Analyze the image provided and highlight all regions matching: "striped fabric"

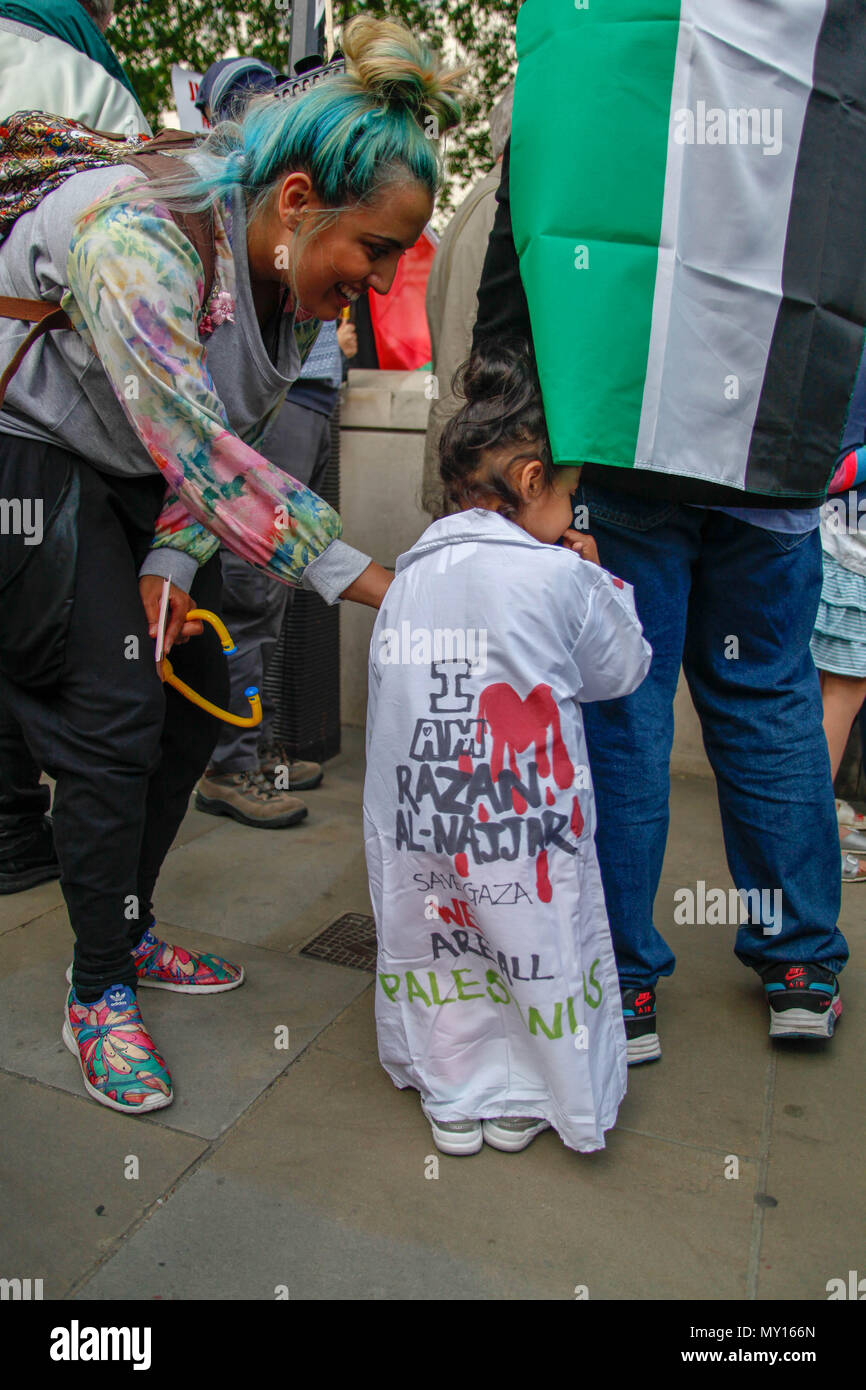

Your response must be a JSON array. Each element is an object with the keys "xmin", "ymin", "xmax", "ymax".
[
  {"xmin": 510, "ymin": 0, "xmax": 866, "ymax": 501},
  {"xmin": 812, "ymin": 552, "xmax": 866, "ymax": 676}
]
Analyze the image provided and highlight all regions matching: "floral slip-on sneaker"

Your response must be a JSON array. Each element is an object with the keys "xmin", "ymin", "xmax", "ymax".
[
  {"xmin": 62, "ymin": 983, "xmax": 173, "ymax": 1115},
  {"xmin": 66, "ymin": 926, "xmax": 245, "ymax": 995}
]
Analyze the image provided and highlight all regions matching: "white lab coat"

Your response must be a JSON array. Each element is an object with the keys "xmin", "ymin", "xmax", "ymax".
[{"xmin": 364, "ymin": 509, "xmax": 652, "ymax": 1152}]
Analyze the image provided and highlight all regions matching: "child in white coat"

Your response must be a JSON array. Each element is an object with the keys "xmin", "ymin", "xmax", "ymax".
[{"xmin": 363, "ymin": 342, "xmax": 652, "ymax": 1156}]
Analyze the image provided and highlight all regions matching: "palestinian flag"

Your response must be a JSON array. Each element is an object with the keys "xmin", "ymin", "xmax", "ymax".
[{"xmin": 510, "ymin": 0, "xmax": 866, "ymax": 500}]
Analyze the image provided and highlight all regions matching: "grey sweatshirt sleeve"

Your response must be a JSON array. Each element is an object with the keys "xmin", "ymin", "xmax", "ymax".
[
  {"xmin": 138, "ymin": 548, "xmax": 199, "ymax": 594},
  {"xmin": 301, "ymin": 538, "xmax": 373, "ymax": 604}
]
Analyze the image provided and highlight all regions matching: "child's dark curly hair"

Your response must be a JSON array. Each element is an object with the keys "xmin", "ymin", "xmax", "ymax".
[{"xmin": 439, "ymin": 339, "xmax": 556, "ymax": 521}]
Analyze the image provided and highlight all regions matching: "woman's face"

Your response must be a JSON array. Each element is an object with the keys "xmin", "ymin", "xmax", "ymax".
[{"xmin": 275, "ymin": 175, "xmax": 434, "ymax": 321}]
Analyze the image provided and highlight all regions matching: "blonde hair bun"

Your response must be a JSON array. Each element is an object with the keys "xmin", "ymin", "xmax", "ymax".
[{"xmin": 341, "ymin": 14, "xmax": 465, "ymax": 136}]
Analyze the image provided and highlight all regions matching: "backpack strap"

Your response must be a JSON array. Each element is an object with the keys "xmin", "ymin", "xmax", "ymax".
[
  {"xmin": 0, "ymin": 134, "xmax": 216, "ymax": 409},
  {"xmin": 123, "ymin": 145, "xmax": 216, "ymax": 305},
  {"xmin": 0, "ymin": 302, "xmax": 73, "ymax": 409}
]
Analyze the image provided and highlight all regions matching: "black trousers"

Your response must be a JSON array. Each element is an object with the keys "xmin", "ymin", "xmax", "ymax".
[{"xmin": 0, "ymin": 437, "xmax": 228, "ymax": 1000}]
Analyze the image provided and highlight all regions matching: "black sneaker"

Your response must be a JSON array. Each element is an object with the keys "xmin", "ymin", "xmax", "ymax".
[
  {"xmin": 761, "ymin": 962, "xmax": 842, "ymax": 1039},
  {"xmin": 0, "ymin": 816, "xmax": 60, "ymax": 895},
  {"xmin": 621, "ymin": 985, "xmax": 661, "ymax": 1065}
]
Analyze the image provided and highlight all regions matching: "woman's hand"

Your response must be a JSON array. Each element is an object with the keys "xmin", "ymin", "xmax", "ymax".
[
  {"xmin": 339, "ymin": 561, "xmax": 394, "ymax": 609},
  {"xmin": 560, "ymin": 528, "xmax": 600, "ymax": 565},
  {"xmin": 138, "ymin": 576, "xmax": 204, "ymax": 654}
]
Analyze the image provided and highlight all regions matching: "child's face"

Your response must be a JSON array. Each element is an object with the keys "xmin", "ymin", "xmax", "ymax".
[
  {"xmin": 517, "ymin": 463, "xmax": 582, "ymax": 543},
  {"xmin": 273, "ymin": 175, "xmax": 434, "ymax": 320},
  {"xmin": 477, "ymin": 450, "xmax": 581, "ymax": 544}
]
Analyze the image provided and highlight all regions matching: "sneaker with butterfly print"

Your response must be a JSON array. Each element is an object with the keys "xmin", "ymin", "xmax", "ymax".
[{"xmin": 62, "ymin": 983, "xmax": 173, "ymax": 1114}]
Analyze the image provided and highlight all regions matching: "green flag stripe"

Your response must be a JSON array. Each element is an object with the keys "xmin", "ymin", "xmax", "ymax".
[{"xmin": 511, "ymin": 0, "xmax": 682, "ymax": 468}]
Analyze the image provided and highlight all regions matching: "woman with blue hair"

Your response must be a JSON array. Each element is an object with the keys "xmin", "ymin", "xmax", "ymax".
[{"xmin": 0, "ymin": 14, "xmax": 463, "ymax": 1115}]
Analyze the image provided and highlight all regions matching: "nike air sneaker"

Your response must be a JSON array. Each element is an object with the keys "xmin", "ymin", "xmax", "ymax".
[
  {"xmin": 761, "ymin": 962, "xmax": 842, "ymax": 1039},
  {"xmin": 621, "ymin": 986, "xmax": 662, "ymax": 1064},
  {"xmin": 62, "ymin": 983, "xmax": 173, "ymax": 1114},
  {"xmin": 66, "ymin": 925, "xmax": 244, "ymax": 994}
]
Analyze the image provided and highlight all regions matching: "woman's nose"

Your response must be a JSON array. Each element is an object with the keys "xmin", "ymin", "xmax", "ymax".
[{"xmin": 367, "ymin": 255, "xmax": 402, "ymax": 296}]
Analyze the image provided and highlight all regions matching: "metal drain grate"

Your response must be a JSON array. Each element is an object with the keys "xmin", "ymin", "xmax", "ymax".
[{"xmin": 300, "ymin": 912, "xmax": 377, "ymax": 971}]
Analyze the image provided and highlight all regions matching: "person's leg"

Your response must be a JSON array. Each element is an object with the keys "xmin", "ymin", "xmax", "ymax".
[
  {"xmin": 0, "ymin": 454, "xmax": 165, "ymax": 1000},
  {"xmin": 578, "ymin": 482, "xmax": 701, "ymax": 989},
  {"xmin": 682, "ymin": 513, "xmax": 847, "ymax": 975},
  {"xmin": 207, "ymin": 549, "xmax": 277, "ymax": 776},
  {"xmin": 0, "ymin": 698, "xmax": 57, "ymax": 892},
  {"xmin": 135, "ymin": 552, "xmax": 228, "ymax": 936},
  {"xmin": 193, "ymin": 546, "xmax": 306, "ymax": 826},
  {"xmin": 255, "ymin": 400, "xmax": 331, "ymax": 751},
  {"xmin": 818, "ymin": 669, "xmax": 866, "ymax": 781}
]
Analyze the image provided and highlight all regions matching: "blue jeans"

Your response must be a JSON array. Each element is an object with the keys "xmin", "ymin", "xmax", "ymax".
[{"xmin": 578, "ymin": 481, "xmax": 848, "ymax": 989}]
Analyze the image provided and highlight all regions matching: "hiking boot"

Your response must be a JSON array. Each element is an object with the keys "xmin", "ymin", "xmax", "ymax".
[
  {"xmin": 482, "ymin": 1117, "xmax": 551, "ymax": 1152},
  {"xmin": 195, "ymin": 769, "xmax": 307, "ymax": 828},
  {"xmin": 761, "ymin": 962, "xmax": 842, "ymax": 1039},
  {"xmin": 0, "ymin": 816, "xmax": 60, "ymax": 894},
  {"xmin": 422, "ymin": 1106, "xmax": 483, "ymax": 1155},
  {"xmin": 258, "ymin": 742, "xmax": 323, "ymax": 792},
  {"xmin": 62, "ymin": 983, "xmax": 173, "ymax": 1114},
  {"xmin": 621, "ymin": 985, "xmax": 662, "ymax": 1065}
]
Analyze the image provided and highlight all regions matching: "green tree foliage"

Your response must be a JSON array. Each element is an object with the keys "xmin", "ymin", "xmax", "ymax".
[{"xmin": 109, "ymin": 1, "xmax": 519, "ymax": 219}]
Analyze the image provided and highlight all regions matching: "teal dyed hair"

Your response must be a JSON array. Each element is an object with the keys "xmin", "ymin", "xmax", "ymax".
[{"xmin": 87, "ymin": 16, "xmax": 464, "ymax": 294}]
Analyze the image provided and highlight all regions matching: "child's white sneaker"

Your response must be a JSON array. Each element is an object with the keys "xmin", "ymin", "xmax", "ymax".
[
  {"xmin": 482, "ymin": 1117, "xmax": 551, "ymax": 1152},
  {"xmin": 422, "ymin": 1107, "xmax": 483, "ymax": 1155}
]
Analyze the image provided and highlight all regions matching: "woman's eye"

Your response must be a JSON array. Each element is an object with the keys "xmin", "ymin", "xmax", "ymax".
[{"xmin": 366, "ymin": 244, "xmax": 388, "ymax": 260}]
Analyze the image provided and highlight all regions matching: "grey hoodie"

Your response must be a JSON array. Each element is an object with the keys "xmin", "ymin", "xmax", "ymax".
[{"xmin": 0, "ymin": 163, "xmax": 370, "ymax": 599}]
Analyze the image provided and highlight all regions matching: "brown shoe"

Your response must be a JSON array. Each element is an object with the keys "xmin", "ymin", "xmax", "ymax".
[
  {"xmin": 194, "ymin": 770, "xmax": 308, "ymax": 828},
  {"xmin": 258, "ymin": 743, "xmax": 323, "ymax": 792}
]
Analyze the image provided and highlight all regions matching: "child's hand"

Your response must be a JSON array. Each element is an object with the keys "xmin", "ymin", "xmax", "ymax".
[{"xmin": 560, "ymin": 528, "xmax": 599, "ymax": 565}]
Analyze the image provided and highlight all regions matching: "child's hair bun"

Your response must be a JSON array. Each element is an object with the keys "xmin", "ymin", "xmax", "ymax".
[
  {"xmin": 341, "ymin": 15, "xmax": 464, "ymax": 136},
  {"xmin": 440, "ymin": 338, "xmax": 556, "ymax": 519},
  {"xmin": 457, "ymin": 338, "xmax": 542, "ymax": 421}
]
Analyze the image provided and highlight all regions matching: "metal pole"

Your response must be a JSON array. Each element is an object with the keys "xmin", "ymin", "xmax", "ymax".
[
  {"xmin": 325, "ymin": 0, "xmax": 336, "ymax": 61},
  {"xmin": 289, "ymin": 0, "xmax": 324, "ymax": 75}
]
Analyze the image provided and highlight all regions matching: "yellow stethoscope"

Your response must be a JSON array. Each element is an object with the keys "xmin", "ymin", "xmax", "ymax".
[{"xmin": 157, "ymin": 608, "xmax": 262, "ymax": 728}]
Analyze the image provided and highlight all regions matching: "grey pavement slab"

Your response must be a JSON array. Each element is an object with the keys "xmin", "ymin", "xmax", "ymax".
[
  {"xmin": 152, "ymin": 809, "xmax": 368, "ymax": 950},
  {"xmin": 0, "ymin": 1071, "xmax": 206, "ymax": 1299},
  {"xmin": 757, "ymin": 962, "xmax": 866, "ymax": 1302},
  {"xmin": 77, "ymin": 991, "xmax": 758, "ymax": 1301},
  {"xmin": 0, "ymin": 876, "xmax": 63, "ymax": 938},
  {"xmin": 0, "ymin": 755, "xmax": 859, "ymax": 1302},
  {"xmin": 0, "ymin": 909, "xmax": 370, "ymax": 1140}
]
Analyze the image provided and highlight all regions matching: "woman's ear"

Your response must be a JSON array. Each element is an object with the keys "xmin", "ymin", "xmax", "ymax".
[{"xmin": 276, "ymin": 172, "xmax": 314, "ymax": 229}]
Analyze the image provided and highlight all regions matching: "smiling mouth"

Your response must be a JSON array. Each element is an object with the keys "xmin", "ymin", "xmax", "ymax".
[{"xmin": 335, "ymin": 283, "xmax": 361, "ymax": 302}]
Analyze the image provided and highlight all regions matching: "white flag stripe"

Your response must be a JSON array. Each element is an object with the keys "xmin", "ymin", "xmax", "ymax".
[{"xmin": 634, "ymin": 0, "xmax": 824, "ymax": 487}]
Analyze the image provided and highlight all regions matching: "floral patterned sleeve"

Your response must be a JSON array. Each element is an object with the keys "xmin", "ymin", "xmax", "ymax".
[{"xmin": 62, "ymin": 190, "xmax": 342, "ymax": 587}]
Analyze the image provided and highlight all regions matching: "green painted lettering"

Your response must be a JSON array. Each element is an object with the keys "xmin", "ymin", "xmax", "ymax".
[
  {"xmin": 406, "ymin": 971, "xmax": 432, "ymax": 1006},
  {"xmin": 452, "ymin": 967, "xmax": 484, "ymax": 1001},
  {"xmin": 485, "ymin": 969, "xmax": 511, "ymax": 1005},
  {"xmin": 379, "ymin": 973, "xmax": 400, "ymax": 1001},
  {"xmin": 427, "ymin": 971, "xmax": 456, "ymax": 1005},
  {"xmin": 528, "ymin": 1002, "xmax": 563, "ymax": 1039},
  {"xmin": 584, "ymin": 958, "xmax": 603, "ymax": 1009}
]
